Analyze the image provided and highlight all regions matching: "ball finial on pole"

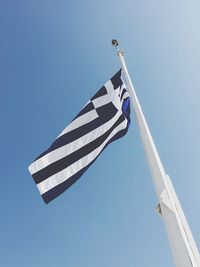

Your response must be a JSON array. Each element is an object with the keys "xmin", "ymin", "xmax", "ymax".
[{"xmin": 112, "ymin": 39, "xmax": 119, "ymax": 48}]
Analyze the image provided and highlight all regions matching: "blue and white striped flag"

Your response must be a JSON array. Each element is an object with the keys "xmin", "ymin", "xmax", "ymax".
[{"xmin": 28, "ymin": 69, "xmax": 130, "ymax": 203}]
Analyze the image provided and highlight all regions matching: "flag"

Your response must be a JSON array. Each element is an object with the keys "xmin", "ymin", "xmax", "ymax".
[{"xmin": 28, "ymin": 69, "xmax": 130, "ymax": 203}]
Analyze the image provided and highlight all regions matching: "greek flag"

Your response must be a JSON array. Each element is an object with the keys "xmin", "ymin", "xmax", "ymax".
[{"xmin": 28, "ymin": 69, "xmax": 130, "ymax": 203}]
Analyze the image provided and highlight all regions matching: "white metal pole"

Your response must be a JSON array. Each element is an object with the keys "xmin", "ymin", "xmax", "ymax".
[{"xmin": 112, "ymin": 41, "xmax": 200, "ymax": 267}]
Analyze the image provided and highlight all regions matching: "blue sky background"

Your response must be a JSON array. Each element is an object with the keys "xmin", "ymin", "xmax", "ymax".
[{"xmin": 1, "ymin": 1, "xmax": 200, "ymax": 266}]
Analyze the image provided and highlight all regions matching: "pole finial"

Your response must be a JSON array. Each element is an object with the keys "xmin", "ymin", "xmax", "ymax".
[{"xmin": 112, "ymin": 39, "xmax": 119, "ymax": 48}]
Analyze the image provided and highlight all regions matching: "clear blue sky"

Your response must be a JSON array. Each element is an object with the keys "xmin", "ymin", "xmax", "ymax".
[{"xmin": 1, "ymin": 1, "xmax": 200, "ymax": 266}]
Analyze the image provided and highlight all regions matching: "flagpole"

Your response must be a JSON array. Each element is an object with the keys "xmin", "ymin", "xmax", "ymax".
[{"xmin": 112, "ymin": 39, "xmax": 200, "ymax": 267}]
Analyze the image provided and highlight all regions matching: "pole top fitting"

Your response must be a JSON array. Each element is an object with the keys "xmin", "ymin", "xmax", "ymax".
[
  {"xmin": 112, "ymin": 39, "xmax": 119, "ymax": 48},
  {"xmin": 112, "ymin": 39, "xmax": 124, "ymax": 56}
]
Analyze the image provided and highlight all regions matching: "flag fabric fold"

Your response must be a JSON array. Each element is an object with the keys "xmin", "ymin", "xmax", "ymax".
[{"xmin": 28, "ymin": 69, "xmax": 130, "ymax": 203}]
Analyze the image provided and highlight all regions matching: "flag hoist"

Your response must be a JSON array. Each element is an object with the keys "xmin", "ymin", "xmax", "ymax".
[{"xmin": 112, "ymin": 39, "xmax": 200, "ymax": 267}]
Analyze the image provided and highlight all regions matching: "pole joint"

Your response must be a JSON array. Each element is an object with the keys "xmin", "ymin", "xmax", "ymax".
[{"xmin": 117, "ymin": 51, "xmax": 125, "ymax": 56}]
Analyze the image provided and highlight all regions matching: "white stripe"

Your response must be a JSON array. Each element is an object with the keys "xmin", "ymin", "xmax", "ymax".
[
  {"xmin": 92, "ymin": 94, "xmax": 112, "ymax": 109},
  {"xmin": 92, "ymin": 80, "xmax": 114, "ymax": 109},
  {"xmin": 29, "ymin": 111, "xmax": 122, "ymax": 175},
  {"xmin": 37, "ymin": 119, "xmax": 128, "ymax": 195},
  {"xmin": 57, "ymin": 108, "xmax": 98, "ymax": 138},
  {"xmin": 104, "ymin": 80, "xmax": 115, "ymax": 94},
  {"xmin": 122, "ymin": 92, "xmax": 129, "ymax": 100}
]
